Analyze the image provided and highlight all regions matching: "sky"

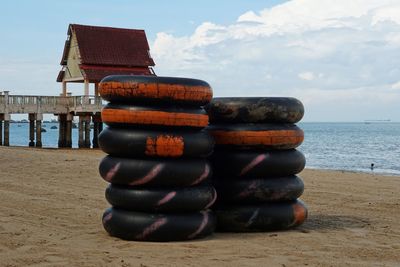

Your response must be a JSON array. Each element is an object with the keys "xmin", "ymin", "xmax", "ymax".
[{"xmin": 0, "ymin": 0, "xmax": 399, "ymax": 122}]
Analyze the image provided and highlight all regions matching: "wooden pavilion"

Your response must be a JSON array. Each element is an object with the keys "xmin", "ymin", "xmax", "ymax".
[{"xmin": 56, "ymin": 24, "xmax": 155, "ymax": 96}]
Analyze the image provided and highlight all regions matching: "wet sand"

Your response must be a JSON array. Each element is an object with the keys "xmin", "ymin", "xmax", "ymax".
[{"xmin": 0, "ymin": 146, "xmax": 399, "ymax": 266}]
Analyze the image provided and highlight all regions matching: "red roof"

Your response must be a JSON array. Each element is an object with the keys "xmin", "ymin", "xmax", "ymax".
[
  {"xmin": 80, "ymin": 65, "xmax": 154, "ymax": 83},
  {"xmin": 61, "ymin": 24, "xmax": 155, "ymax": 67},
  {"xmin": 57, "ymin": 24, "xmax": 155, "ymax": 82}
]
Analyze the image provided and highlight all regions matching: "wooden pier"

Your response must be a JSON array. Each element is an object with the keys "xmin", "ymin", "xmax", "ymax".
[
  {"xmin": 0, "ymin": 91, "xmax": 103, "ymax": 148},
  {"xmin": 0, "ymin": 24, "xmax": 156, "ymax": 148}
]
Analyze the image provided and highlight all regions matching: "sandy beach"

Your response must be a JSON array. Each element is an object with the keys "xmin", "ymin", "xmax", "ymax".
[{"xmin": 0, "ymin": 146, "xmax": 399, "ymax": 267}]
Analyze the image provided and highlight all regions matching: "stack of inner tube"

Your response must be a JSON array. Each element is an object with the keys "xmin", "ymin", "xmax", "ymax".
[
  {"xmin": 206, "ymin": 97, "xmax": 308, "ymax": 232},
  {"xmin": 98, "ymin": 75, "xmax": 217, "ymax": 241}
]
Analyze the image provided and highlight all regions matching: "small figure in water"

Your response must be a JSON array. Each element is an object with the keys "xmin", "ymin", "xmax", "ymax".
[{"xmin": 370, "ymin": 163, "xmax": 374, "ymax": 171}]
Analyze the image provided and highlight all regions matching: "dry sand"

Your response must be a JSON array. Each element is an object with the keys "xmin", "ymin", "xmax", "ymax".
[{"xmin": 0, "ymin": 146, "xmax": 399, "ymax": 267}]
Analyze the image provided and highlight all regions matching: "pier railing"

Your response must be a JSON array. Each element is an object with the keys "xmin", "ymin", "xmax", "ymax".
[{"xmin": 0, "ymin": 94, "xmax": 103, "ymax": 114}]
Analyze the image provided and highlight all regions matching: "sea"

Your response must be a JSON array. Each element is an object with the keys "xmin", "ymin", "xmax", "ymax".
[{"xmin": 3, "ymin": 122, "xmax": 400, "ymax": 176}]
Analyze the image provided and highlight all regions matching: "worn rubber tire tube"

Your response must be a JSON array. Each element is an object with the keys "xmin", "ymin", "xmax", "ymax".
[
  {"xmin": 102, "ymin": 103, "xmax": 209, "ymax": 129},
  {"xmin": 211, "ymin": 149, "xmax": 305, "ymax": 178},
  {"xmin": 215, "ymin": 200, "xmax": 308, "ymax": 232},
  {"xmin": 214, "ymin": 176, "xmax": 304, "ymax": 204},
  {"xmin": 105, "ymin": 184, "xmax": 217, "ymax": 212},
  {"xmin": 206, "ymin": 97, "xmax": 304, "ymax": 123},
  {"xmin": 102, "ymin": 208, "xmax": 216, "ymax": 241},
  {"xmin": 99, "ymin": 156, "xmax": 212, "ymax": 186},
  {"xmin": 208, "ymin": 123, "xmax": 304, "ymax": 150},
  {"xmin": 99, "ymin": 75, "xmax": 213, "ymax": 106},
  {"xmin": 99, "ymin": 127, "xmax": 214, "ymax": 158}
]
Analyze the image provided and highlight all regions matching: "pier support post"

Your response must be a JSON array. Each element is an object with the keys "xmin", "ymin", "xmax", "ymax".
[
  {"xmin": 58, "ymin": 114, "xmax": 66, "ymax": 148},
  {"xmin": 78, "ymin": 116, "xmax": 84, "ymax": 148},
  {"xmin": 29, "ymin": 113, "xmax": 35, "ymax": 147},
  {"xmin": 92, "ymin": 113, "xmax": 101, "ymax": 148},
  {"xmin": 98, "ymin": 120, "xmax": 103, "ymax": 133},
  {"xmin": 4, "ymin": 116, "xmax": 10, "ymax": 146},
  {"xmin": 0, "ymin": 119, "xmax": 3, "ymax": 146},
  {"xmin": 92, "ymin": 121, "xmax": 99, "ymax": 148},
  {"xmin": 84, "ymin": 116, "xmax": 91, "ymax": 148},
  {"xmin": 65, "ymin": 114, "xmax": 73, "ymax": 148},
  {"xmin": 35, "ymin": 114, "xmax": 42, "ymax": 148}
]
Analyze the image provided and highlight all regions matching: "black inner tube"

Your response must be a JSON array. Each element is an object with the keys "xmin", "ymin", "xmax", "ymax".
[
  {"xmin": 105, "ymin": 184, "xmax": 217, "ymax": 212},
  {"xmin": 99, "ymin": 156, "xmax": 212, "ymax": 187},
  {"xmin": 99, "ymin": 127, "xmax": 214, "ymax": 158},
  {"xmin": 102, "ymin": 208, "xmax": 216, "ymax": 241}
]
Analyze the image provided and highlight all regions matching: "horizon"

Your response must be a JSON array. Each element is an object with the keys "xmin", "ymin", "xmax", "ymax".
[{"xmin": 1, "ymin": 0, "xmax": 399, "ymax": 122}]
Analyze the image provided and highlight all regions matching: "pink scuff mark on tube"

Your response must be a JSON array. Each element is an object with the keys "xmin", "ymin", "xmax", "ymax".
[
  {"xmin": 204, "ymin": 188, "xmax": 217, "ymax": 209},
  {"xmin": 157, "ymin": 191, "xmax": 177, "ymax": 206},
  {"xmin": 105, "ymin": 162, "xmax": 121, "ymax": 182},
  {"xmin": 188, "ymin": 211, "xmax": 209, "ymax": 239},
  {"xmin": 246, "ymin": 208, "xmax": 260, "ymax": 227},
  {"xmin": 191, "ymin": 164, "xmax": 210, "ymax": 185},
  {"xmin": 135, "ymin": 217, "xmax": 168, "ymax": 240},
  {"xmin": 102, "ymin": 212, "xmax": 112, "ymax": 225},
  {"xmin": 240, "ymin": 154, "xmax": 267, "ymax": 176},
  {"xmin": 129, "ymin": 163, "xmax": 165, "ymax": 186}
]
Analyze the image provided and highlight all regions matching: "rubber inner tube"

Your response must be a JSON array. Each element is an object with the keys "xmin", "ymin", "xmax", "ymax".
[
  {"xmin": 102, "ymin": 103, "xmax": 209, "ymax": 129},
  {"xmin": 215, "ymin": 200, "xmax": 307, "ymax": 232},
  {"xmin": 206, "ymin": 97, "xmax": 304, "ymax": 123},
  {"xmin": 214, "ymin": 175, "xmax": 304, "ymax": 204},
  {"xmin": 99, "ymin": 75, "xmax": 213, "ymax": 106},
  {"xmin": 99, "ymin": 127, "xmax": 214, "ymax": 158},
  {"xmin": 99, "ymin": 156, "xmax": 212, "ymax": 186},
  {"xmin": 105, "ymin": 184, "xmax": 217, "ymax": 212},
  {"xmin": 210, "ymin": 149, "xmax": 305, "ymax": 178},
  {"xmin": 102, "ymin": 208, "xmax": 216, "ymax": 241},
  {"xmin": 207, "ymin": 123, "xmax": 304, "ymax": 149}
]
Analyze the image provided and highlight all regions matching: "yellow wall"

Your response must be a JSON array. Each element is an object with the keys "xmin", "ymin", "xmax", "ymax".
[{"xmin": 64, "ymin": 31, "xmax": 83, "ymax": 81}]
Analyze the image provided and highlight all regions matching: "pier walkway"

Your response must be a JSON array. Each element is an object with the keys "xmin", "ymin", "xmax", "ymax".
[{"xmin": 0, "ymin": 91, "xmax": 103, "ymax": 148}]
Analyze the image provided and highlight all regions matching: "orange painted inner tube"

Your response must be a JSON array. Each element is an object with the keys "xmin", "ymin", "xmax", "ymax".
[
  {"xmin": 292, "ymin": 200, "xmax": 308, "ymax": 226},
  {"xmin": 208, "ymin": 124, "xmax": 304, "ymax": 149},
  {"xmin": 102, "ymin": 104, "xmax": 209, "ymax": 128},
  {"xmin": 99, "ymin": 75, "xmax": 212, "ymax": 106}
]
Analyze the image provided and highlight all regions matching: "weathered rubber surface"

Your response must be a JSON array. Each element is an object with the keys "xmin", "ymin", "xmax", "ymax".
[
  {"xmin": 214, "ymin": 176, "xmax": 304, "ymax": 204},
  {"xmin": 206, "ymin": 97, "xmax": 304, "ymax": 123},
  {"xmin": 215, "ymin": 200, "xmax": 307, "ymax": 232},
  {"xmin": 102, "ymin": 208, "xmax": 216, "ymax": 241},
  {"xmin": 102, "ymin": 103, "xmax": 209, "ymax": 129},
  {"xmin": 99, "ymin": 127, "xmax": 214, "ymax": 158},
  {"xmin": 99, "ymin": 156, "xmax": 212, "ymax": 186},
  {"xmin": 99, "ymin": 75, "xmax": 213, "ymax": 106},
  {"xmin": 105, "ymin": 184, "xmax": 217, "ymax": 212},
  {"xmin": 208, "ymin": 123, "xmax": 304, "ymax": 149},
  {"xmin": 211, "ymin": 149, "xmax": 305, "ymax": 178}
]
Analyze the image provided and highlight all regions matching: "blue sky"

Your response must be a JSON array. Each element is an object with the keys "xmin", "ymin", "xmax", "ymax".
[
  {"xmin": 1, "ymin": 0, "xmax": 399, "ymax": 122},
  {"xmin": 0, "ymin": 1, "xmax": 285, "ymax": 60}
]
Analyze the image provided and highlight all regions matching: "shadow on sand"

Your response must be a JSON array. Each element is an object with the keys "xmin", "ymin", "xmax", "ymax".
[{"xmin": 298, "ymin": 213, "xmax": 370, "ymax": 232}]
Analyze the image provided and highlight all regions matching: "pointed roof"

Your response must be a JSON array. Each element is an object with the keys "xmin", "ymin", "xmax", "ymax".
[
  {"xmin": 57, "ymin": 24, "xmax": 155, "ymax": 83},
  {"xmin": 61, "ymin": 24, "xmax": 155, "ymax": 67},
  {"xmin": 60, "ymin": 24, "xmax": 155, "ymax": 67}
]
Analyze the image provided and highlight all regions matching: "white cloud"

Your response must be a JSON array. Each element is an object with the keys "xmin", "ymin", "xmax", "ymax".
[
  {"xmin": 372, "ymin": 4, "xmax": 400, "ymax": 25},
  {"xmin": 298, "ymin": 71, "xmax": 315, "ymax": 81},
  {"xmin": 152, "ymin": 0, "xmax": 400, "ymax": 121},
  {"xmin": 391, "ymin": 81, "xmax": 400, "ymax": 90}
]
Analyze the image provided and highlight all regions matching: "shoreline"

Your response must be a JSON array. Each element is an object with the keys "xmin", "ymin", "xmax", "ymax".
[
  {"xmin": 306, "ymin": 166, "xmax": 400, "ymax": 177},
  {"xmin": 3, "ymin": 145, "xmax": 400, "ymax": 177},
  {"xmin": 1, "ymin": 146, "xmax": 399, "ymax": 266}
]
